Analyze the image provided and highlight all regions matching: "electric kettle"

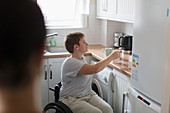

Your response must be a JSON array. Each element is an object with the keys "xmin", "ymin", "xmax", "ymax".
[{"xmin": 119, "ymin": 35, "xmax": 133, "ymax": 51}]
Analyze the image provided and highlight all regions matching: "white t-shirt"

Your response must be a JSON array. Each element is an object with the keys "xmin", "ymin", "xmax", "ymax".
[{"xmin": 59, "ymin": 56, "xmax": 93, "ymax": 100}]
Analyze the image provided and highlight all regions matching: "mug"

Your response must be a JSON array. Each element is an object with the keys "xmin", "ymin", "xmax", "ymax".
[{"xmin": 105, "ymin": 48, "xmax": 112, "ymax": 57}]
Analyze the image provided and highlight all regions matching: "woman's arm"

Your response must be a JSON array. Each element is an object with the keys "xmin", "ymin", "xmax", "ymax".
[{"xmin": 78, "ymin": 51, "xmax": 120, "ymax": 75}]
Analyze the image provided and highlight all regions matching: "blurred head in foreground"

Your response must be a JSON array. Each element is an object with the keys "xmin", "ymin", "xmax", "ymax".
[
  {"xmin": 0, "ymin": 0, "xmax": 46, "ymax": 112},
  {"xmin": 0, "ymin": 0, "xmax": 46, "ymax": 89}
]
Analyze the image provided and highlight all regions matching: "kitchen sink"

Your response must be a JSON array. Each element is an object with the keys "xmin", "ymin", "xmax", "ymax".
[
  {"xmin": 48, "ymin": 47, "xmax": 67, "ymax": 53},
  {"xmin": 44, "ymin": 46, "xmax": 69, "ymax": 55}
]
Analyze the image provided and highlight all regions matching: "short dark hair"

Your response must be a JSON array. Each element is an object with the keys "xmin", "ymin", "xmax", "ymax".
[
  {"xmin": 0, "ymin": 0, "xmax": 46, "ymax": 89},
  {"xmin": 65, "ymin": 32, "xmax": 84, "ymax": 53}
]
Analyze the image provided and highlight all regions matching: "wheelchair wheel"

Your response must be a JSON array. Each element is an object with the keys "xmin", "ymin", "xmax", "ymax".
[{"xmin": 43, "ymin": 102, "xmax": 73, "ymax": 113}]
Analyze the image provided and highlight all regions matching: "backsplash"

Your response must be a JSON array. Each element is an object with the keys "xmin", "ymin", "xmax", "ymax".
[{"xmin": 106, "ymin": 21, "xmax": 133, "ymax": 46}]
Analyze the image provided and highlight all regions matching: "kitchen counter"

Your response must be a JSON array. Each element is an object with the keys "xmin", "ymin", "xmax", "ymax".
[
  {"xmin": 43, "ymin": 45, "xmax": 131, "ymax": 77},
  {"xmin": 43, "ymin": 51, "xmax": 91, "ymax": 58}
]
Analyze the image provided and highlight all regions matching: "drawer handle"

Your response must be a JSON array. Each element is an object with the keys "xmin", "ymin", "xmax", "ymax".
[{"xmin": 122, "ymin": 92, "xmax": 128, "ymax": 113}]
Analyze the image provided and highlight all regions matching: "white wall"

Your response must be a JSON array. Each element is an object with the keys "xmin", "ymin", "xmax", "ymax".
[
  {"xmin": 46, "ymin": 0, "xmax": 101, "ymax": 47},
  {"xmin": 46, "ymin": 0, "xmax": 134, "ymax": 47}
]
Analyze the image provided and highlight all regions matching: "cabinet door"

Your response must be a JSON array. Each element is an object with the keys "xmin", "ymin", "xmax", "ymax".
[
  {"xmin": 96, "ymin": 0, "xmax": 135, "ymax": 22},
  {"xmin": 97, "ymin": 0, "xmax": 107, "ymax": 17},
  {"xmin": 112, "ymin": 69, "xmax": 130, "ymax": 113},
  {"xmin": 40, "ymin": 59, "xmax": 49, "ymax": 109},
  {"xmin": 48, "ymin": 57, "xmax": 66, "ymax": 103},
  {"xmin": 116, "ymin": 0, "xmax": 135, "ymax": 21},
  {"xmin": 97, "ymin": 0, "xmax": 116, "ymax": 18}
]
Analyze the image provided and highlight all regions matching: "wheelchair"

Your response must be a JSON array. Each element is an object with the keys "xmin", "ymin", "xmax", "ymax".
[{"xmin": 43, "ymin": 82, "xmax": 73, "ymax": 113}]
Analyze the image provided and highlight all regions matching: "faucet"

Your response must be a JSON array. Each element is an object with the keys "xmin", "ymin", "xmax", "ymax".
[{"xmin": 46, "ymin": 32, "xmax": 58, "ymax": 37}]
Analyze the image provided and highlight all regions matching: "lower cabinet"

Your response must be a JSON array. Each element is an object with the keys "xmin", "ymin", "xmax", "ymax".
[
  {"xmin": 112, "ymin": 69, "xmax": 130, "ymax": 113},
  {"xmin": 40, "ymin": 57, "xmax": 66, "ymax": 109}
]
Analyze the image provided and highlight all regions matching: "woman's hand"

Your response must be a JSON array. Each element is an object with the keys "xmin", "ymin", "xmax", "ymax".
[{"xmin": 110, "ymin": 50, "xmax": 121, "ymax": 60}]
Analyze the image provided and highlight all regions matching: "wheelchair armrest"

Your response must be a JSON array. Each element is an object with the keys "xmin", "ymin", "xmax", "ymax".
[
  {"xmin": 48, "ymin": 82, "xmax": 62, "ymax": 102},
  {"xmin": 54, "ymin": 82, "xmax": 62, "ymax": 102}
]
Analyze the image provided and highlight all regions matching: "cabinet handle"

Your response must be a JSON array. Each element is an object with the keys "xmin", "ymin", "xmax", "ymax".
[
  {"xmin": 44, "ymin": 65, "xmax": 47, "ymax": 80},
  {"xmin": 103, "ymin": 0, "xmax": 108, "ymax": 11},
  {"xmin": 49, "ymin": 64, "xmax": 52, "ymax": 79},
  {"xmin": 50, "ymin": 70, "xmax": 52, "ymax": 79},
  {"xmin": 122, "ymin": 92, "xmax": 128, "ymax": 113},
  {"xmin": 45, "ymin": 71, "xmax": 47, "ymax": 80}
]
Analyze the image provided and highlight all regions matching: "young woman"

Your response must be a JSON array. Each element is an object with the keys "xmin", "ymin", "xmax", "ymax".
[{"xmin": 60, "ymin": 32, "xmax": 120, "ymax": 113}]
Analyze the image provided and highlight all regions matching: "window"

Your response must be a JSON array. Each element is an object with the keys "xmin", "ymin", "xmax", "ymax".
[{"xmin": 37, "ymin": 0, "xmax": 89, "ymax": 29}]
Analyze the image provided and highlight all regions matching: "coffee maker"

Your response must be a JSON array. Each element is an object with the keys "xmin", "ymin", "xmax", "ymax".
[
  {"xmin": 114, "ymin": 32, "xmax": 124, "ymax": 48},
  {"xmin": 118, "ymin": 35, "xmax": 133, "ymax": 51}
]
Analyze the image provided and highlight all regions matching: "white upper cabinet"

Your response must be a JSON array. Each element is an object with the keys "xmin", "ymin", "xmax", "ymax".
[
  {"xmin": 116, "ymin": 0, "xmax": 135, "ymax": 21},
  {"xmin": 96, "ymin": 0, "xmax": 135, "ymax": 23},
  {"xmin": 97, "ymin": 0, "xmax": 117, "ymax": 18}
]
